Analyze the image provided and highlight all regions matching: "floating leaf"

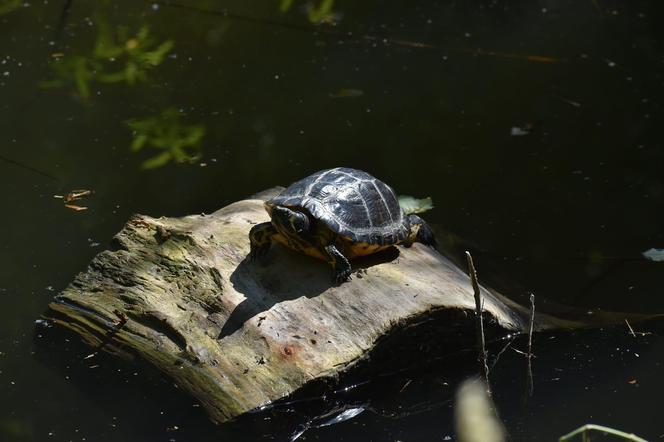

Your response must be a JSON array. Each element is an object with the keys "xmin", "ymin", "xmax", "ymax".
[
  {"xmin": 398, "ymin": 195, "xmax": 434, "ymax": 214},
  {"xmin": 642, "ymin": 248, "xmax": 664, "ymax": 262}
]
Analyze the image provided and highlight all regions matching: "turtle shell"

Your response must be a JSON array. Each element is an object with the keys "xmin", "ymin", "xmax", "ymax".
[{"xmin": 268, "ymin": 167, "xmax": 410, "ymax": 245}]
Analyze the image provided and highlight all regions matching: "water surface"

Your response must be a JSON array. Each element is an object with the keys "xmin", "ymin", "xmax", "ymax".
[{"xmin": 1, "ymin": 1, "xmax": 663, "ymax": 440}]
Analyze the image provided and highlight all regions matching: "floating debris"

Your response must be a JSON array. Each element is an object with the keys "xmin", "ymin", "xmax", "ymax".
[
  {"xmin": 329, "ymin": 88, "xmax": 364, "ymax": 98},
  {"xmin": 642, "ymin": 248, "xmax": 664, "ymax": 262},
  {"xmin": 510, "ymin": 122, "xmax": 540, "ymax": 136},
  {"xmin": 64, "ymin": 204, "xmax": 87, "ymax": 211},
  {"xmin": 54, "ymin": 189, "xmax": 94, "ymax": 211},
  {"xmin": 398, "ymin": 195, "xmax": 434, "ymax": 214},
  {"xmin": 34, "ymin": 319, "xmax": 53, "ymax": 328},
  {"xmin": 557, "ymin": 96, "xmax": 582, "ymax": 108},
  {"xmin": 510, "ymin": 127, "xmax": 530, "ymax": 136},
  {"xmin": 291, "ymin": 407, "xmax": 365, "ymax": 441}
]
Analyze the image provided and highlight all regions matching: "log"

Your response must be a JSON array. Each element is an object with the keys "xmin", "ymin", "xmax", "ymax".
[{"xmin": 45, "ymin": 189, "xmax": 576, "ymax": 423}]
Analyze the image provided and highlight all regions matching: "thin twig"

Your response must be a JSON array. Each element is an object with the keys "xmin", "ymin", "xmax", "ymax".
[
  {"xmin": 0, "ymin": 154, "xmax": 58, "ymax": 181},
  {"xmin": 526, "ymin": 293, "xmax": 535, "ymax": 396},
  {"xmin": 559, "ymin": 424, "xmax": 647, "ymax": 442},
  {"xmin": 624, "ymin": 318, "xmax": 653, "ymax": 337},
  {"xmin": 625, "ymin": 319, "xmax": 636, "ymax": 338},
  {"xmin": 490, "ymin": 334, "xmax": 516, "ymax": 370},
  {"xmin": 465, "ymin": 251, "xmax": 490, "ymax": 396}
]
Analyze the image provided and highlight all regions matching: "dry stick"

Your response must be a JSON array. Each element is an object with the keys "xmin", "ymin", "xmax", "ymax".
[
  {"xmin": 625, "ymin": 318, "xmax": 637, "ymax": 338},
  {"xmin": 465, "ymin": 251, "xmax": 490, "ymax": 396},
  {"xmin": 526, "ymin": 293, "xmax": 535, "ymax": 396}
]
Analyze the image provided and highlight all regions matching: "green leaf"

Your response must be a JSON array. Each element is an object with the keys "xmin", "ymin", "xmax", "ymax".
[
  {"xmin": 398, "ymin": 195, "xmax": 434, "ymax": 214},
  {"xmin": 0, "ymin": 0, "xmax": 21, "ymax": 16},
  {"xmin": 130, "ymin": 134, "xmax": 148, "ymax": 151},
  {"xmin": 93, "ymin": 20, "xmax": 123, "ymax": 59},
  {"xmin": 97, "ymin": 70, "xmax": 127, "ymax": 83},
  {"xmin": 124, "ymin": 62, "xmax": 138, "ymax": 84},
  {"xmin": 279, "ymin": 0, "xmax": 294, "ymax": 12},
  {"xmin": 141, "ymin": 151, "xmax": 172, "ymax": 169},
  {"xmin": 141, "ymin": 40, "xmax": 174, "ymax": 66},
  {"xmin": 308, "ymin": 0, "xmax": 335, "ymax": 23}
]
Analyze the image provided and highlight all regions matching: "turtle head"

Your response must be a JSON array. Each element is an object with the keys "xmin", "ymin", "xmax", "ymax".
[
  {"xmin": 270, "ymin": 205, "xmax": 311, "ymax": 238},
  {"xmin": 407, "ymin": 214, "xmax": 437, "ymax": 250}
]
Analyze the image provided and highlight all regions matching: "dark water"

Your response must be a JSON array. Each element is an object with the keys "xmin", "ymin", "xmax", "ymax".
[{"xmin": 1, "ymin": 0, "xmax": 664, "ymax": 440}]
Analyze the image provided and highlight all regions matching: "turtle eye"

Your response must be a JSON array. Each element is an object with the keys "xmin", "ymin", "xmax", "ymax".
[
  {"xmin": 288, "ymin": 212, "xmax": 309, "ymax": 234},
  {"xmin": 288, "ymin": 215, "xmax": 301, "ymax": 232}
]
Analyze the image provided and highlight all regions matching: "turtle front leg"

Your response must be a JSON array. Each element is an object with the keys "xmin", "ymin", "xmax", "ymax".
[
  {"xmin": 249, "ymin": 222, "xmax": 277, "ymax": 262},
  {"xmin": 322, "ymin": 244, "xmax": 352, "ymax": 283}
]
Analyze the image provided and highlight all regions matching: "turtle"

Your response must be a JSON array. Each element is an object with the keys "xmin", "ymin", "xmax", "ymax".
[{"xmin": 249, "ymin": 167, "xmax": 437, "ymax": 283}]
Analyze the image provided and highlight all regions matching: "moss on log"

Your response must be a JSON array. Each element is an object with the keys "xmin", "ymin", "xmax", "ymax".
[{"xmin": 45, "ymin": 190, "xmax": 572, "ymax": 423}]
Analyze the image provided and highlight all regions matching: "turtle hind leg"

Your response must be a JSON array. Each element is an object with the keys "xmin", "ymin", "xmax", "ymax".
[
  {"xmin": 322, "ymin": 244, "xmax": 352, "ymax": 283},
  {"xmin": 406, "ymin": 214, "xmax": 438, "ymax": 250},
  {"xmin": 249, "ymin": 222, "xmax": 277, "ymax": 262}
]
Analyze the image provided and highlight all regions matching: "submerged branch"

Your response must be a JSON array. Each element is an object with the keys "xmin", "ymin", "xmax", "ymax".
[{"xmin": 559, "ymin": 424, "xmax": 647, "ymax": 442}]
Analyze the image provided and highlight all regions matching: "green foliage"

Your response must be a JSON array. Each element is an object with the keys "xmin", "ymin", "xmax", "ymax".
[
  {"xmin": 278, "ymin": 0, "xmax": 338, "ymax": 24},
  {"xmin": 0, "ymin": 0, "xmax": 20, "ymax": 16},
  {"xmin": 41, "ymin": 18, "xmax": 173, "ymax": 98},
  {"xmin": 278, "ymin": 0, "xmax": 294, "ymax": 12},
  {"xmin": 126, "ymin": 108, "xmax": 205, "ymax": 169},
  {"xmin": 306, "ymin": 0, "xmax": 335, "ymax": 23}
]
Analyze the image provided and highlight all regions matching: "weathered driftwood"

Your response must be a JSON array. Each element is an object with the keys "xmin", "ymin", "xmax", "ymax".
[{"xmin": 46, "ymin": 189, "xmax": 574, "ymax": 423}]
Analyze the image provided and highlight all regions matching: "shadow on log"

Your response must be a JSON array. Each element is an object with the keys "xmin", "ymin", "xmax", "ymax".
[{"xmin": 42, "ymin": 189, "xmax": 648, "ymax": 424}]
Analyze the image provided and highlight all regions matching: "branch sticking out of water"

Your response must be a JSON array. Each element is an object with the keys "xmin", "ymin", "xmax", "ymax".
[
  {"xmin": 465, "ymin": 251, "xmax": 490, "ymax": 396},
  {"xmin": 527, "ymin": 293, "xmax": 535, "ymax": 396}
]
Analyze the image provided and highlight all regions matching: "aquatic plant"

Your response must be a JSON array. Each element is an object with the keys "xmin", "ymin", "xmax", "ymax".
[
  {"xmin": 42, "ymin": 19, "xmax": 173, "ymax": 99},
  {"xmin": 126, "ymin": 108, "xmax": 205, "ymax": 169},
  {"xmin": 0, "ymin": 0, "xmax": 21, "ymax": 16},
  {"xmin": 279, "ymin": 0, "xmax": 339, "ymax": 24}
]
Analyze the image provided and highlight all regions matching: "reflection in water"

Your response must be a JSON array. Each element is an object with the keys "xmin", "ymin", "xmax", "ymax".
[
  {"xmin": 127, "ymin": 108, "xmax": 206, "ymax": 169},
  {"xmin": 38, "ymin": 11, "xmax": 209, "ymax": 170},
  {"xmin": 41, "ymin": 18, "xmax": 173, "ymax": 99},
  {"xmin": 279, "ymin": 0, "xmax": 340, "ymax": 25},
  {"xmin": 0, "ymin": 0, "xmax": 20, "ymax": 16}
]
